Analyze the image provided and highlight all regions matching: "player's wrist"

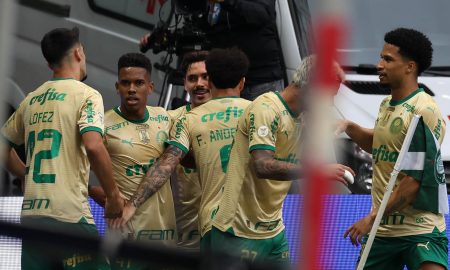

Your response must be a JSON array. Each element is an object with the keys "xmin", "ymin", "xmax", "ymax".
[
  {"xmin": 105, "ymin": 186, "xmax": 121, "ymax": 200},
  {"xmin": 368, "ymin": 209, "xmax": 377, "ymax": 222}
]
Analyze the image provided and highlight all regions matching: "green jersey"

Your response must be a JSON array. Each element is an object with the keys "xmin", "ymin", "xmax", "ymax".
[
  {"xmin": 213, "ymin": 92, "xmax": 301, "ymax": 239},
  {"xmin": 168, "ymin": 104, "xmax": 201, "ymax": 249},
  {"xmin": 1, "ymin": 78, "xmax": 104, "ymax": 224},
  {"xmin": 104, "ymin": 106, "xmax": 176, "ymax": 245},
  {"xmin": 167, "ymin": 97, "xmax": 251, "ymax": 236},
  {"xmin": 372, "ymin": 88, "xmax": 446, "ymax": 237}
]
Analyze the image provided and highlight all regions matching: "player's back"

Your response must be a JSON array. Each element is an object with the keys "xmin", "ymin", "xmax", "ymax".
[
  {"xmin": 19, "ymin": 78, "xmax": 103, "ymax": 224},
  {"xmin": 169, "ymin": 97, "xmax": 251, "ymax": 236},
  {"xmin": 213, "ymin": 92, "xmax": 299, "ymax": 239}
]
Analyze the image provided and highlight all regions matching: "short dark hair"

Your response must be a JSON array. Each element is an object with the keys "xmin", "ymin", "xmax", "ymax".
[
  {"xmin": 117, "ymin": 53, "xmax": 152, "ymax": 76},
  {"xmin": 41, "ymin": 27, "xmax": 80, "ymax": 68},
  {"xmin": 384, "ymin": 28, "xmax": 433, "ymax": 74},
  {"xmin": 180, "ymin": 51, "xmax": 209, "ymax": 76},
  {"xmin": 205, "ymin": 48, "xmax": 249, "ymax": 89}
]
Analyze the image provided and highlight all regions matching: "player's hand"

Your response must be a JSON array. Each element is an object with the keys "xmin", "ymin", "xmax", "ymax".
[
  {"xmin": 109, "ymin": 201, "xmax": 136, "ymax": 229},
  {"xmin": 343, "ymin": 213, "xmax": 375, "ymax": 246},
  {"xmin": 88, "ymin": 185, "xmax": 107, "ymax": 207},
  {"xmin": 334, "ymin": 119, "xmax": 350, "ymax": 136},
  {"xmin": 104, "ymin": 191, "xmax": 124, "ymax": 219},
  {"xmin": 324, "ymin": 164, "xmax": 355, "ymax": 185},
  {"xmin": 139, "ymin": 33, "xmax": 151, "ymax": 52}
]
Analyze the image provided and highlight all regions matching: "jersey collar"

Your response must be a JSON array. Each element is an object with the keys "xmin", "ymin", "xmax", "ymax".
[
  {"xmin": 389, "ymin": 88, "xmax": 424, "ymax": 106},
  {"xmin": 114, "ymin": 106, "xmax": 149, "ymax": 124},
  {"xmin": 275, "ymin": 92, "xmax": 297, "ymax": 118}
]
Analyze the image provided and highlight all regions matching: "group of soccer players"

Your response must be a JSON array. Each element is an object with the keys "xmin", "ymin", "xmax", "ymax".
[{"xmin": 1, "ymin": 25, "xmax": 448, "ymax": 270}]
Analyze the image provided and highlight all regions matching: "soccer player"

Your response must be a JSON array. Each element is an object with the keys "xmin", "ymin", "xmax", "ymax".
[
  {"xmin": 1, "ymin": 27, "xmax": 123, "ymax": 269},
  {"xmin": 210, "ymin": 56, "xmax": 353, "ymax": 265},
  {"xmin": 104, "ymin": 53, "xmax": 177, "ymax": 268},
  {"xmin": 112, "ymin": 48, "xmax": 251, "ymax": 252},
  {"xmin": 342, "ymin": 28, "xmax": 447, "ymax": 269},
  {"xmin": 167, "ymin": 50, "xmax": 211, "ymax": 250}
]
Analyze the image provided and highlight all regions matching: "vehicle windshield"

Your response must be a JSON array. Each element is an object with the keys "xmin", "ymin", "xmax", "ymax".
[{"xmin": 295, "ymin": 0, "xmax": 450, "ymax": 72}]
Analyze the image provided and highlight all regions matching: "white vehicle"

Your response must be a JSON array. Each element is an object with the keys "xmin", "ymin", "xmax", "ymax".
[{"xmin": 4, "ymin": 0, "xmax": 450, "ymax": 194}]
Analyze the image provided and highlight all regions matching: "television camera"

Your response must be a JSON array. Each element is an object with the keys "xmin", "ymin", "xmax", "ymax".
[{"xmin": 140, "ymin": 0, "xmax": 211, "ymax": 56}]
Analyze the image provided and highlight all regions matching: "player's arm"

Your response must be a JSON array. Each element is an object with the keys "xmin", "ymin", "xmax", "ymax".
[
  {"xmin": 132, "ymin": 145, "xmax": 185, "ymax": 208},
  {"xmin": 344, "ymin": 175, "xmax": 419, "ymax": 246},
  {"xmin": 251, "ymin": 149, "xmax": 354, "ymax": 183},
  {"xmin": 110, "ymin": 145, "xmax": 186, "ymax": 229},
  {"xmin": 82, "ymin": 131, "xmax": 123, "ymax": 218},
  {"xmin": 336, "ymin": 120, "xmax": 374, "ymax": 153},
  {"xmin": 4, "ymin": 146, "xmax": 25, "ymax": 180},
  {"xmin": 88, "ymin": 185, "xmax": 106, "ymax": 207},
  {"xmin": 251, "ymin": 149, "xmax": 299, "ymax": 180}
]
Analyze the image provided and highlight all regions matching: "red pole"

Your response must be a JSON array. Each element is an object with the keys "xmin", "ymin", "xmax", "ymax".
[{"xmin": 299, "ymin": 17, "xmax": 345, "ymax": 270}]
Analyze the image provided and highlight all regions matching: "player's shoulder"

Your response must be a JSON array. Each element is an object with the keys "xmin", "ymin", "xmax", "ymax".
[
  {"xmin": 146, "ymin": 105, "xmax": 169, "ymax": 116},
  {"xmin": 413, "ymin": 91, "xmax": 442, "ymax": 117},
  {"xmin": 167, "ymin": 105, "xmax": 187, "ymax": 119},
  {"xmin": 380, "ymin": 96, "xmax": 391, "ymax": 107},
  {"xmin": 61, "ymin": 79, "xmax": 101, "ymax": 95},
  {"xmin": 104, "ymin": 107, "xmax": 117, "ymax": 118},
  {"xmin": 236, "ymin": 97, "xmax": 252, "ymax": 107},
  {"xmin": 250, "ymin": 92, "xmax": 281, "ymax": 113}
]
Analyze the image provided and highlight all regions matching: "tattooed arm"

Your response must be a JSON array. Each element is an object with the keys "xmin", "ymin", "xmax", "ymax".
[
  {"xmin": 110, "ymin": 145, "xmax": 185, "ymax": 229},
  {"xmin": 344, "ymin": 175, "xmax": 419, "ymax": 246},
  {"xmin": 251, "ymin": 150, "xmax": 299, "ymax": 180},
  {"xmin": 132, "ymin": 145, "xmax": 185, "ymax": 208},
  {"xmin": 251, "ymin": 150, "xmax": 355, "ymax": 182}
]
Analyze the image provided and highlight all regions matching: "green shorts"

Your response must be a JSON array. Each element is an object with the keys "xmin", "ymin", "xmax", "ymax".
[
  {"xmin": 358, "ymin": 228, "xmax": 448, "ymax": 270},
  {"xmin": 200, "ymin": 230, "xmax": 212, "ymax": 253},
  {"xmin": 210, "ymin": 226, "xmax": 289, "ymax": 266},
  {"xmin": 21, "ymin": 216, "xmax": 110, "ymax": 270}
]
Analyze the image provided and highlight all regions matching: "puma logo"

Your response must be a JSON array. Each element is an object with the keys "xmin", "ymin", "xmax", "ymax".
[
  {"xmin": 121, "ymin": 139, "xmax": 133, "ymax": 147},
  {"xmin": 417, "ymin": 241, "xmax": 430, "ymax": 251}
]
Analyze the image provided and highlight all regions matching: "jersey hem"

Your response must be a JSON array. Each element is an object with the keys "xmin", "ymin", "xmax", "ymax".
[
  {"xmin": 1, "ymin": 135, "xmax": 18, "ymax": 148},
  {"xmin": 212, "ymin": 223, "xmax": 285, "ymax": 240},
  {"xmin": 377, "ymin": 225, "xmax": 446, "ymax": 237},
  {"xmin": 21, "ymin": 213, "xmax": 96, "ymax": 225}
]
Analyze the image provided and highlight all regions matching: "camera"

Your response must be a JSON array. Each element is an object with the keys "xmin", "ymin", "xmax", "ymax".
[{"xmin": 140, "ymin": 0, "xmax": 210, "ymax": 56}]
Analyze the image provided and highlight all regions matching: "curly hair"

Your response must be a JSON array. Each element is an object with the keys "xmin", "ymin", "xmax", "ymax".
[
  {"xmin": 384, "ymin": 28, "xmax": 433, "ymax": 74},
  {"xmin": 205, "ymin": 47, "xmax": 249, "ymax": 89},
  {"xmin": 117, "ymin": 53, "xmax": 152, "ymax": 77}
]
